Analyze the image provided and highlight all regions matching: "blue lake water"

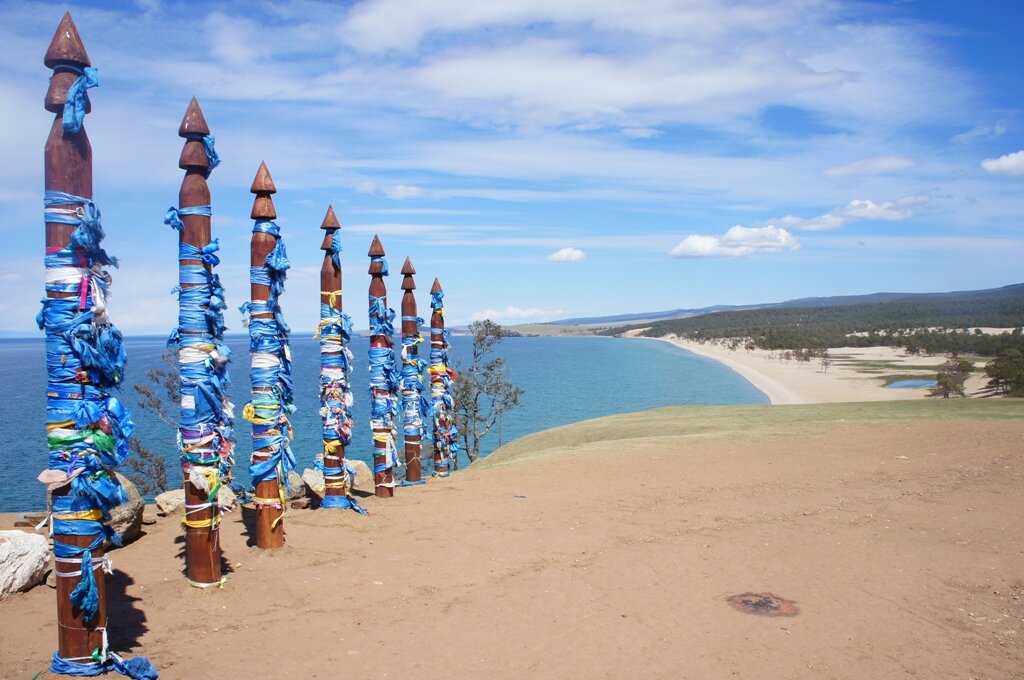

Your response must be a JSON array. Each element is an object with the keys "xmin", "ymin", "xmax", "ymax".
[
  {"xmin": 886, "ymin": 379, "xmax": 938, "ymax": 389},
  {"xmin": 0, "ymin": 334, "xmax": 767, "ymax": 512}
]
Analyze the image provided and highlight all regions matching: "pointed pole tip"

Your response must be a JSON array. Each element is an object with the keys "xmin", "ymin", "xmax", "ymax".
[
  {"xmin": 44, "ymin": 12, "xmax": 91, "ymax": 68},
  {"xmin": 401, "ymin": 257, "xmax": 416, "ymax": 275},
  {"xmin": 321, "ymin": 205, "xmax": 341, "ymax": 230},
  {"xmin": 250, "ymin": 161, "xmax": 277, "ymax": 194},
  {"xmin": 179, "ymin": 97, "xmax": 211, "ymax": 137},
  {"xmin": 368, "ymin": 234, "xmax": 385, "ymax": 256}
]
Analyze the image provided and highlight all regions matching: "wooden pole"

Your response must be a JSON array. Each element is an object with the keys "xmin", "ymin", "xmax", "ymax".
[
  {"xmin": 43, "ymin": 13, "xmax": 107, "ymax": 662},
  {"xmin": 400, "ymin": 258, "xmax": 425, "ymax": 484},
  {"xmin": 247, "ymin": 162, "xmax": 287, "ymax": 548},
  {"xmin": 429, "ymin": 278, "xmax": 458, "ymax": 476},
  {"xmin": 318, "ymin": 206, "xmax": 358, "ymax": 508},
  {"xmin": 171, "ymin": 97, "xmax": 227, "ymax": 587},
  {"xmin": 368, "ymin": 235, "xmax": 397, "ymax": 497}
]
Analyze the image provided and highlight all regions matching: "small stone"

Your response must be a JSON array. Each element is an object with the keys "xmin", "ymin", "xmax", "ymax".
[
  {"xmin": 302, "ymin": 468, "xmax": 325, "ymax": 499},
  {"xmin": 155, "ymin": 488, "xmax": 186, "ymax": 516},
  {"xmin": 347, "ymin": 460, "xmax": 374, "ymax": 492},
  {"xmin": 217, "ymin": 485, "xmax": 238, "ymax": 510},
  {"xmin": 290, "ymin": 497, "xmax": 311, "ymax": 510},
  {"xmin": 284, "ymin": 471, "xmax": 307, "ymax": 502}
]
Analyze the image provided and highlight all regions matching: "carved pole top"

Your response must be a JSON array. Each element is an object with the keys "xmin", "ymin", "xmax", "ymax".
[
  {"xmin": 178, "ymin": 98, "xmax": 212, "ymax": 171},
  {"xmin": 321, "ymin": 204, "xmax": 340, "ymax": 230},
  {"xmin": 44, "ymin": 12, "xmax": 90, "ymax": 68},
  {"xmin": 401, "ymin": 257, "xmax": 416, "ymax": 290},
  {"xmin": 368, "ymin": 235, "xmax": 386, "ymax": 275},
  {"xmin": 178, "ymin": 96, "xmax": 211, "ymax": 137},
  {"xmin": 250, "ymin": 161, "xmax": 277, "ymax": 220},
  {"xmin": 431, "ymin": 277, "xmax": 443, "ymax": 295}
]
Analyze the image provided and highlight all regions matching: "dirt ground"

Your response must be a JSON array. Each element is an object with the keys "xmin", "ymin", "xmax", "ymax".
[{"xmin": 2, "ymin": 418, "xmax": 1023, "ymax": 679}]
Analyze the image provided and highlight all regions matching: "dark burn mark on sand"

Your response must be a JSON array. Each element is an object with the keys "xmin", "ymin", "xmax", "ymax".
[{"xmin": 727, "ymin": 592, "xmax": 800, "ymax": 617}]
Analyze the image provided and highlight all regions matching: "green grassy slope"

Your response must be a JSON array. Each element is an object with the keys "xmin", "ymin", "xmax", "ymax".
[{"xmin": 478, "ymin": 399, "xmax": 1024, "ymax": 469}]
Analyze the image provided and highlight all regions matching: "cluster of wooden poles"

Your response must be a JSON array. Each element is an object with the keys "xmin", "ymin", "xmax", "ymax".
[{"xmin": 39, "ymin": 13, "xmax": 458, "ymax": 675}]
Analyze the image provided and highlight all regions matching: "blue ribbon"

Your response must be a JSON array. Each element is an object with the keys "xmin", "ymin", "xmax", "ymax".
[{"xmin": 60, "ymin": 66, "xmax": 99, "ymax": 134}]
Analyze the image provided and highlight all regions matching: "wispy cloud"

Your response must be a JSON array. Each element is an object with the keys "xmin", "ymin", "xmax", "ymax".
[
  {"xmin": 471, "ymin": 306, "xmax": 567, "ymax": 322},
  {"xmin": 824, "ymin": 156, "xmax": 915, "ymax": 178},
  {"xmin": 776, "ymin": 198, "xmax": 918, "ymax": 231},
  {"xmin": 951, "ymin": 121, "xmax": 1007, "ymax": 144}
]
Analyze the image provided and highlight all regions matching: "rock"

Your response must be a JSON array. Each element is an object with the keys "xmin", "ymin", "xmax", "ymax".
[
  {"xmin": 348, "ymin": 459, "xmax": 374, "ymax": 492},
  {"xmin": 302, "ymin": 468, "xmax": 325, "ymax": 499},
  {"xmin": 290, "ymin": 497, "xmax": 311, "ymax": 510},
  {"xmin": 45, "ymin": 569, "xmax": 56, "ymax": 589},
  {"xmin": 155, "ymin": 489, "xmax": 185, "ymax": 516},
  {"xmin": 108, "ymin": 473, "xmax": 144, "ymax": 546},
  {"xmin": 0, "ymin": 530, "xmax": 50, "ymax": 599},
  {"xmin": 14, "ymin": 513, "xmax": 48, "ymax": 529},
  {"xmin": 284, "ymin": 471, "xmax": 307, "ymax": 502},
  {"xmin": 217, "ymin": 485, "xmax": 238, "ymax": 511}
]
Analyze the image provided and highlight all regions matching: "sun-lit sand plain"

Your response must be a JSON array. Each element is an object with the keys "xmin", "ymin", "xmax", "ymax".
[{"xmin": 2, "ymin": 400, "xmax": 1022, "ymax": 679}]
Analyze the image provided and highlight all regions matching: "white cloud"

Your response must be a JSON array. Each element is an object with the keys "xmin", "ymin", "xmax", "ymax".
[
  {"xmin": 824, "ymin": 156, "xmax": 915, "ymax": 177},
  {"xmin": 776, "ymin": 198, "xmax": 915, "ymax": 231},
  {"xmin": 471, "ymin": 306, "xmax": 567, "ymax": 322},
  {"xmin": 670, "ymin": 225, "xmax": 798, "ymax": 258},
  {"xmin": 547, "ymin": 247, "xmax": 586, "ymax": 262},
  {"xmin": 981, "ymin": 150, "xmax": 1024, "ymax": 176}
]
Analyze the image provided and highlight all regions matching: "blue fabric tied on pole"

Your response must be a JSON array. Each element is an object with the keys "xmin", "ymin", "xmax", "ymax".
[
  {"xmin": 244, "ymin": 219, "xmax": 296, "ymax": 491},
  {"xmin": 163, "ymin": 204, "xmax": 211, "ymax": 232},
  {"xmin": 370, "ymin": 254, "xmax": 388, "ymax": 275},
  {"xmin": 58, "ymin": 65, "xmax": 99, "ymax": 134},
  {"xmin": 45, "ymin": 190, "xmax": 117, "ymax": 267},
  {"xmin": 51, "ymin": 651, "xmax": 159, "ymax": 679},
  {"xmin": 429, "ymin": 289, "xmax": 460, "ymax": 475}
]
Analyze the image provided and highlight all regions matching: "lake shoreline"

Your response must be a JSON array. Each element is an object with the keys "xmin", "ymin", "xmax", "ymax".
[{"xmin": 631, "ymin": 333, "xmax": 991, "ymax": 404}]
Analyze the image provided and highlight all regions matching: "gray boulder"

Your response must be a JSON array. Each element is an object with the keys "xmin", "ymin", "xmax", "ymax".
[
  {"xmin": 108, "ymin": 473, "xmax": 144, "ymax": 546},
  {"xmin": 0, "ymin": 530, "xmax": 50, "ymax": 599}
]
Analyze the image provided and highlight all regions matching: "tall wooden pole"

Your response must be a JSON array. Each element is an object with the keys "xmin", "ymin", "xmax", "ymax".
[
  {"xmin": 368, "ymin": 235, "xmax": 398, "ymax": 497},
  {"xmin": 41, "ymin": 14, "xmax": 155, "ymax": 676},
  {"xmin": 429, "ymin": 278, "xmax": 459, "ymax": 476},
  {"xmin": 43, "ymin": 13, "xmax": 106, "ymax": 663},
  {"xmin": 400, "ymin": 258, "xmax": 426, "ymax": 485},
  {"xmin": 168, "ymin": 97, "xmax": 232, "ymax": 587},
  {"xmin": 317, "ymin": 207, "xmax": 362, "ymax": 511},
  {"xmin": 244, "ymin": 161, "xmax": 294, "ymax": 548}
]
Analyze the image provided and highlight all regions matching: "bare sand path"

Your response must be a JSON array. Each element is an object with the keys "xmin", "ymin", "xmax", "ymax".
[{"xmin": 2, "ymin": 406, "xmax": 1022, "ymax": 679}]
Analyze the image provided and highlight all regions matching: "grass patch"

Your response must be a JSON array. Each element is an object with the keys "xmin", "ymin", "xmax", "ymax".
[{"xmin": 478, "ymin": 399, "xmax": 1024, "ymax": 469}]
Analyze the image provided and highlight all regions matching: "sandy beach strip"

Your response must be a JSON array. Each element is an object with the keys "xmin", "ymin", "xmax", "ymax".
[{"xmin": 643, "ymin": 334, "xmax": 990, "ymax": 405}]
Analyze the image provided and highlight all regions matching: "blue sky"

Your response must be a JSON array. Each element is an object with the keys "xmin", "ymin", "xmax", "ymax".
[{"xmin": 1, "ymin": 0, "xmax": 1022, "ymax": 334}]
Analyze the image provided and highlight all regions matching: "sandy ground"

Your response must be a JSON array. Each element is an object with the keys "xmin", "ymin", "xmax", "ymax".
[
  {"xmin": 651, "ymin": 334, "xmax": 991, "ymax": 405},
  {"xmin": 2, "ymin": 415, "xmax": 1022, "ymax": 679}
]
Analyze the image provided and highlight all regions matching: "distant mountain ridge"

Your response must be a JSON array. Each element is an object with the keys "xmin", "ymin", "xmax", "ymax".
[{"xmin": 551, "ymin": 283, "xmax": 1024, "ymax": 326}]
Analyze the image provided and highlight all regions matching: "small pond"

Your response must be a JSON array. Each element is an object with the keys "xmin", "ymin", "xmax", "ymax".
[{"xmin": 886, "ymin": 379, "xmax": 938, "ymax": 389}]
